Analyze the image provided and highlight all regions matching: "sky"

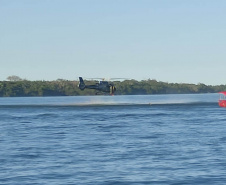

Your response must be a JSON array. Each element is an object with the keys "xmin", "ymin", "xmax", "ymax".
[{"xmin": 0, "ymin": 0, "xmax": 226, "ymax": 85}]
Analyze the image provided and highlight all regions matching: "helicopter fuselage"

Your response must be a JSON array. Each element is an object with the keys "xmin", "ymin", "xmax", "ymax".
[{"xmin": 78, "ymin": 77, "xmax": 116, "ymax": 95}]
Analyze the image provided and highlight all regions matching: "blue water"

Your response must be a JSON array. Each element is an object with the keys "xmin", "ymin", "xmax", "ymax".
[{"xmin": 1, "ymin": 94, "xmax": 226, "ymax": 185}]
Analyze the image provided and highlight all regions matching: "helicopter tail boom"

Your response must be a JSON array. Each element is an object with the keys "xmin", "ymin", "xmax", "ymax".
[{"xmin": 78, "ymin": 77, "xmax": 86, "ymax": 90}]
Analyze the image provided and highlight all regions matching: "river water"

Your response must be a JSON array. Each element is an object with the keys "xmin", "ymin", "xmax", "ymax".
[{"xmin": 1, "ymin": 94, "xmax": 226, "ymax": 185}]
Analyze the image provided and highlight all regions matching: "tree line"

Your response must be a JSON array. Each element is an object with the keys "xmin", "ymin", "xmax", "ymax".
[{"xmin": 0, "ymin": 78, "xmax": 225, "ymax": 97}]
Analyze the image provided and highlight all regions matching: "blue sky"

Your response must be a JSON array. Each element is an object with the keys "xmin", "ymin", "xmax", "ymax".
[{"xmin": 0, "ymin": 0, "xmax": 226, "ymax": 85}]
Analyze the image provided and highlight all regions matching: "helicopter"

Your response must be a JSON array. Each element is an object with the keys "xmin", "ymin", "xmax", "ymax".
[{"xmin": 78, "ymin": 77, "xmax": 116, "ymax": 95}]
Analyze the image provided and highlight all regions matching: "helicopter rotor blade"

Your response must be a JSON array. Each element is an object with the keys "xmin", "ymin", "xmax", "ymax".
[{"xmin": 77, "ymin": 77, "xmax": 131, "ymax": 82}]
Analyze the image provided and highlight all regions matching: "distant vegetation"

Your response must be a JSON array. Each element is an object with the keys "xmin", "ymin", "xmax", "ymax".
[{"xmin": 0, "ymin": 76, "xmax": 225, "ymax": 97}]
